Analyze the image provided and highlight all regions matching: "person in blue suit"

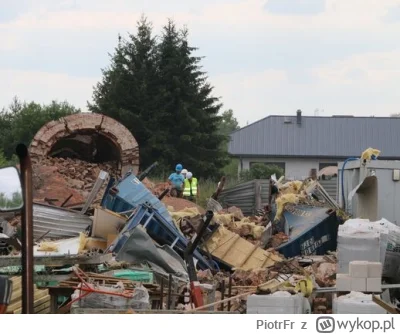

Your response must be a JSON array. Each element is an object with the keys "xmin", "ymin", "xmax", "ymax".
[{"xmin": 168, "ymin": 163, "xmax": 185, "ymax": 197}]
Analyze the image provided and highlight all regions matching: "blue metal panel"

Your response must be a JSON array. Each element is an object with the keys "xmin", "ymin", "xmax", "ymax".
[
  {"xmin": 101, "ymin": 173, "xmax": 174, "ymax": 225},
  {"xmin": 100, "ymin": 177, "xmax": 115, "ymax": 208},
  {"xmin": 109, "ymin": 204, "xmax": 214, "ymax": 271},
  {"xmin": 276, "ymin": 205, "xmax": 339, "ymax": 258}
]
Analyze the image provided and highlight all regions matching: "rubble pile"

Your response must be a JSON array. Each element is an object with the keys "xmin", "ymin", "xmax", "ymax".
[
  {"xmin": 4, "ymin": 146, "xmax": 398, "ymax": 315},
  {"xmin": 40, "ymin": 157, "xmax": 117, "ymax": 190},
  {"xmin": 152, "ymin": 182, "xmax": 170, "ymax": 197},
  {"xmin": 32, "ymin": 157, "xmax": 118, "ymax": 206}
]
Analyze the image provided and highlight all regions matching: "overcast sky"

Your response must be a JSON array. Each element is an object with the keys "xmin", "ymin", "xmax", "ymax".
[
  {"xmin": 0, "ymin": 167, "xmax": 22, "ymax": 197},
  {"xmin": 1, "ymin": 0, "xmax": 399, "ymax": 126}
]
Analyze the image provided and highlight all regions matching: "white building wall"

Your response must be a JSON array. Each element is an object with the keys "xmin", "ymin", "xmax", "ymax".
[{"xmin": 240, "ymin": 157, "xmax": 340, "ymax": 180}]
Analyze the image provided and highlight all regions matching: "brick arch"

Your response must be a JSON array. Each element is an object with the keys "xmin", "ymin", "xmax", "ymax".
[{"xmin": 29, "ymin": 113, "xmax": 139, "ymax": 175}]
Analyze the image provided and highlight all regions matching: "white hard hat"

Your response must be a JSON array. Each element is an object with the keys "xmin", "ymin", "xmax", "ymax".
[
  {"xmin": 186, "ymin": 172, "xmax": 193, "ymax": 179},
  {"xmin": 182, "ymin": 169, "xmax": 188, "ymax": 174}
]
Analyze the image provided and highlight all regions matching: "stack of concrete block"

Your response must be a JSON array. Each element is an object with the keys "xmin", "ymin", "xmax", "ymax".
[
  {"xmin": 247, "ymin": 291, "xmax": 306, "ymax": 314},
  {"xmin": 333, "ymin": 291, "xmax": 387, "ymax": 314},
  {"xmin": 337, "ymin": 220, "xmax": 383, "ymax": 274},
  {"xmin": 336, "ymin": 261, "xmax": 382, "ymax": 292},
  {"xmin": 337, "ymin": 218, "xmax": 400, "ymax": 280}
]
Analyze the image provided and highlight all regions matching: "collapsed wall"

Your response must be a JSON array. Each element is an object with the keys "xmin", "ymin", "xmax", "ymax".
[
  {"xmin": 28, "ymin": 113, "xmax": 140, "ymax": 206},
  {"xmin": 29, "ymin": 113, "xmax": 139, "ymax": 175}
]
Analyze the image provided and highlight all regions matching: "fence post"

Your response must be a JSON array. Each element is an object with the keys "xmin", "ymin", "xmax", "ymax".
[{"xmin": 255, "ymin": 179, "xmax": 261, "ymax": 213}]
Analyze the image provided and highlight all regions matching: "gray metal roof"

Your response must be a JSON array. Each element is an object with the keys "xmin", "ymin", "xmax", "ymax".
[
  {"xmin": 33, "ymin": 203, "xmax": 92, "ymax": 240},
  {"xmin": 228, "ymin": 115, "xmax": 400, "ymax": 158}
]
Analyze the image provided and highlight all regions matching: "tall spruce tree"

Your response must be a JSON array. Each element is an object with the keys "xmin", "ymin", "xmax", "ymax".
[
  {"xmin": 88, "ymin": 15, "xmax": 161, "ymax": 168},
  {"xmin": 157, "ymin": 20, "xmax": 227, "ymax": 177},
  {"xmin": 88, "ymin": 17, "xmax": 227, "ymax": 177}
]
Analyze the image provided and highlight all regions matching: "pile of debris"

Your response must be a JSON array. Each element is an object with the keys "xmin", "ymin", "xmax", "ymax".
[
  {"xmin": 3, "ymin": 150, "xmax": 399, "ymax": 315},
  {"xmin": 33, "ymin": 157, "xmax": 117, "ymax": 206}
]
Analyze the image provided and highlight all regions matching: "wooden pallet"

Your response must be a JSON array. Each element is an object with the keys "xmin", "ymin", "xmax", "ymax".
[{"xmin": 7, "ymin": 276, "xmax": 50, "ymax": 314}]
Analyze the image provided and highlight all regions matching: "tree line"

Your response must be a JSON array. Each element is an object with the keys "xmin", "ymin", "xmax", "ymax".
[{"xmin": 0, "ymin": 16, "xmax": 243, "ymax": 180}]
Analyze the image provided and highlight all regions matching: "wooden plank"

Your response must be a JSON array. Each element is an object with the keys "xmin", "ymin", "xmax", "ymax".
[
  {"xmin": 237, "ymin": 243, "xmax": 259, "ymax": 268},
  {"xmin": 37, "ymin": 308, "xmax": 51, "ymax": 314},
  {"xmin": 8, "ymin": 289, "xmax": 49, "ymax": 312},
  {"xmin": 12, "ymin": 295, "xmax": 51, "ymax": 314},
  {"xmin": 203, "ymin": 228, "xmax": 282, "ymax": 270},
  {"xmin": 372, "ymin": 295, "xmax": 400, "ymax": 314},
  {"xmin": 92, "ymin": 207, "xmax": 127, "ymax": 239}
]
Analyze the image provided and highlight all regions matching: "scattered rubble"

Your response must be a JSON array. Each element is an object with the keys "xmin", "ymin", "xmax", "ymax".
[
  {"xmin": 33, "ymin": 157, "xmax": 117, "ymax": 206},
  {"xmin": 2, "ymin": 140, "xmax": 398, "ymax": 314}
]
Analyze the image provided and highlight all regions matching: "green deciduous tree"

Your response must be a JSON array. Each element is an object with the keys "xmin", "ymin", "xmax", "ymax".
[
  {"xmin": 218, "ymin": 109, "xmax": 240, "ymax": 181},
  {"xmin": 240, "ymin": 163, "xmax": 284, "ymax": 182},
  {"xmin": 218, "ymin": 109, "xmax": 240, "ymax": 144},
  {"xmin": 0, "ymin": 97, "xmax": 80, "ymax": 160},
  {"xmin": 88, "ymin": 16, "xmax": 228, "ymax": 178},
  {"xmin": 0, "ymin": 191, "xmax": 22, "ymax": 210}
]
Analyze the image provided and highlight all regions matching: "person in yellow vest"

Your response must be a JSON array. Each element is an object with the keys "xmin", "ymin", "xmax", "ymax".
[{"xmin": 183, "ymin": 172, "xmax": 198, "ymax": 203}]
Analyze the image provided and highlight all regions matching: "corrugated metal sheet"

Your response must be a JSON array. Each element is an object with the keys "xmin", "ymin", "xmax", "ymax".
[
  {"xmin": 229, "ymin": 115, "xmax": 400, "ymax": 158},
  {"xmin": 33, "ymin": 203, "xmax": 92, "ymax": 239},
  {"xmin": 218, "ymin": 179, "xmax": 270, "ymax": 215},
  {"xmin": 319, "ymin": 178, "xmax": 338, "ymax": 201},
  {"xmin": 219, "ymin": 178, "xmax": 339, "ymax": 215}
]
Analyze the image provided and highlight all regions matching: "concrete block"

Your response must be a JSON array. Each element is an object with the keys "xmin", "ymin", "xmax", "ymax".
[
  {"xmin": 366, "ymin": 278, "xmax": 382, "ymax": 292},
  {"xmin": 336, "ymin": 274, "xmax": 351, "ymax": 291},
  {"xmin": 350, "ymin": 277, "xmax": 367, "ymax": 292},
  {"xmin": 349, "ymin": 261, "xmax": 369, "ymax": 278},
  {"xmin": 368, "ymin": 262, "xmax": 383, "ymax": 278}
]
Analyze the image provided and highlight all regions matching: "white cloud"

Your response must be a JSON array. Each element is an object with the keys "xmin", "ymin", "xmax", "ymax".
[
  {"xmin": 0, "ymin": 34, "xmax": 20, "ymax": 51},
  {"xmin": 1, "ymin": 0, "xmax": 400, "ymax": 127},
  {"xmin": 2, "ymin": 0, "xmax": 400, "ymax": 34},
  {"xmin": 0, "ymin": 69, "xmax": 97, "ymax": 111},
  {"xmin": 211, "ymin": 50, "xmax": 400, "ymax": 124},
  {"xmin": 313, "ymin": 50, "xmax": 400, "ymax": 84}
]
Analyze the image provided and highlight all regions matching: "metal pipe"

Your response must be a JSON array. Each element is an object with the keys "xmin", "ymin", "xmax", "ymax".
[
  {"xmin": 158, "ymin": 188, "xmax": 169, "ymax": 200},
  {"xmin": 220, "ymin": 280, "xmax": 225, "ymax": 311},
  {"xmin": 186, "ymin": 211, "xmax": 214, "ymax": 255},
  {"xmin": 61, "ymin": 194, "xmax": 73, "ymax": 207},
  {"xmin": 227, "ymin": 275, "xmax": 232, "ymax": 311},
  {"xmin": 159, "ymin": 277, "xmax": 164, "ymax": 310},
  {"xmin": 137, "ymin": 162, "xmax": 158, "ymax": 181},
  {"xmin": 167, "ymin": 274, "xmax": 172, "ymax": 310},
  {"xmin": 16, "ymin": 144, "xmax": 34, "ymax": 314}
]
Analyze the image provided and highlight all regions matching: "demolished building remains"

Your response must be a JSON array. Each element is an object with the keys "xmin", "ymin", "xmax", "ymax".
[{"xmin": 0, "ymin": 116, "xmax": 399, "ymax": 314}]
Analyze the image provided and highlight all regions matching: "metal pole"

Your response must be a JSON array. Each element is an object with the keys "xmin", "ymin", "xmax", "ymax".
[
  {"xmin": 159, "ymin": 277, "xmax": 164, "ymax": 310},
  {"xmin": 227, "ymin": 275, "xmax": 232, "ymax": 311},
  {"xmin": 158, "ymin": 188, "xmax": 169, "ymax": 200},
  {"xmin": 220, "ymin": 280, "xmax": 225, "ymax": 311},
  {"xmin": 167, "ymin": 274, "xmax": 172, "ymax": 310},
  {"xmin": 16, "ymin": 144, "xmax": 34, "ymax": 314}
]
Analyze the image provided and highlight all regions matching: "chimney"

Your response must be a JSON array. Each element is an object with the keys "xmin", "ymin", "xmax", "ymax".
[{"xmin": 296, "ymin": 109, "xmax": 302, "ymax": 125}]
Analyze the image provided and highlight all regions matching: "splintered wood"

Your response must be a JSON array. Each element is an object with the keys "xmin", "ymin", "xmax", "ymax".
[
  {"xmin": 7, "ymin": 276, "xmax": 50, "ymax": 314},
  {"xmin": 203, "ymin": 226, "xmax": 283, "ymax": 270}
]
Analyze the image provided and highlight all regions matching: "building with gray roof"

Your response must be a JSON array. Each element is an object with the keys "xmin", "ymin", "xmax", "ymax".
[{"xmin": 228, "ymin": 110, "xmax": 400, "ymax": 180}]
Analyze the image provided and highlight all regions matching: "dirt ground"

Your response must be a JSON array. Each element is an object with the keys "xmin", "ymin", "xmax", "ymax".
[{"xmin": 162, "ymin": 196, "xmax": 205, "ymax": 214}]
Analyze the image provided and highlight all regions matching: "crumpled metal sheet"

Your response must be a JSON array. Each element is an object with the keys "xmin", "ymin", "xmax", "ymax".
[
  {"xmin": 116, "ymin": 225, "xmax": 188, "ymax": 280},
  {"xmin": 33, "ymin": 203, "xmax": 92, "ymax": 239}
]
